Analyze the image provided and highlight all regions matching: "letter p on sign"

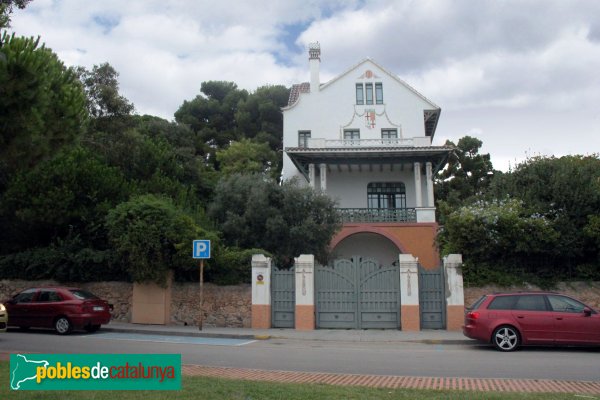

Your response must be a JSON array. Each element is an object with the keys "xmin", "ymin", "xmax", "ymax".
[{"xmin": 193, "ymin": 240, "xmax": 211, "ymax": 259}]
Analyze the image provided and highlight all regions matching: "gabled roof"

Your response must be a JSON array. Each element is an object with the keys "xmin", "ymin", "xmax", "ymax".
[
  {"xmin": 321, "ymin": 58, "xmax": 440, "ymax": 110},
  {"xmin": 286, "ymin": 58, "xmax": 440, "ymax": 110},
  {"xmin": 284, "ymin": 58, "xmax": 441, "ymax": 138}
]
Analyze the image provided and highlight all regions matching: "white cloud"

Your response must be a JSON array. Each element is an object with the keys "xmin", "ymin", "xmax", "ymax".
[{"xmin": 6, "ymin": 0, "xmax": 600, "ymax": 169}]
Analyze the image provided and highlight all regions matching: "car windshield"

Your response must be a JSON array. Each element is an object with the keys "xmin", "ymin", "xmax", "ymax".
[{"xmin": 69, "ymin": 290, "xmax": 99, "ymax": 300}]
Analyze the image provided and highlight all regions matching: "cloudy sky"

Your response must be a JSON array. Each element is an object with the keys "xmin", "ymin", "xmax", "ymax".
[{"xmin": 8, "ymin": 0, "xmax": 600, "ymax": 171}]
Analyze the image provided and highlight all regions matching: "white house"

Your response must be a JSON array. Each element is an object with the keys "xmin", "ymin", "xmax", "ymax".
[{"xmin": 282, "ymin": 43, "xmax": 452, "ymax": 270}]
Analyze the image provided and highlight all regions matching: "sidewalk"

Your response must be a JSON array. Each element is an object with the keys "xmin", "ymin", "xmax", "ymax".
[{"xmin": 103, "ymin": 321, "xmax": 470, "ymax": 344}]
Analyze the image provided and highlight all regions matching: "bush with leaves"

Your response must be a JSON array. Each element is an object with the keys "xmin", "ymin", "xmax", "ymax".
[
  {"xmin": 209, "ymin": 174, "xmax": 341, "ymax": 266},
  {"xmin": 438, "ymin": 198, "xmax": 560, "ymax": 286},
  {"xmin": 106, "ymin": 194, "xmax": 218, "ymax": 286}
]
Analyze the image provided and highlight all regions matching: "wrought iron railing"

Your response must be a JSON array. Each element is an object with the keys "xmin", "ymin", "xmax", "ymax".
[{"xmin": 337, "ymin": 208, "xmax": 417, "ymax": 223}]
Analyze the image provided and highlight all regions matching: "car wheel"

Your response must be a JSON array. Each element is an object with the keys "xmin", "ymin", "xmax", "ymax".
[
  {"xmin": 492, "ymin": 325, "xmax": 520, "ymax": 351},
  {"xmin": 54, "ymin": 316, "xmax": 72, "ymax": 335},
  {"xmin": 84, "ymin": 324, "xmax": 101, "ymax": 333}
]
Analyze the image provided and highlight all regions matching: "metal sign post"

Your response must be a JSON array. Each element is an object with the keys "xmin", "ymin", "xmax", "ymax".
[
  {"xmin": 193, "ymin": 240, "xmax": 211, "ymax": 331},
  {"xmin": 199, "ymin": 259, "xmax": 204, "ymax": 330}
]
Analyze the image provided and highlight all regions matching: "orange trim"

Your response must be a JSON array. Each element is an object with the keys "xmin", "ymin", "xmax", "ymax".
[
  {"xmin": 331, "ymin": 223, "xmax": 441, "ymax": 269},
  {"xmin": 330, "ymin": 225, "xmax": 409, "ymax": 253}
]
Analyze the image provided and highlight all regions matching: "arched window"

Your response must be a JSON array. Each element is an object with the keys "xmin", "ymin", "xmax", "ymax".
[{"xmin": 367, "ymin": 182, "xmax": 406, "ymax": 209}]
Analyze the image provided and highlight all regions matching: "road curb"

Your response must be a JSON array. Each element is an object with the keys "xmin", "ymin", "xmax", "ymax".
[{"xmin": 101, "ymin": 327, "xmax": 256, "ymax": 340}]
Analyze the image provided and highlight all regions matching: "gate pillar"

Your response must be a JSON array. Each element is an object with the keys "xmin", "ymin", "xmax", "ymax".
[
  {"xmin": 251, "ymin": 254, "xmax": 272, "ymax": 329},
  {"xmin": 294, "ymin": 254, "xmax": 315, "ymax": 330},
  {"xmin": 399, "ymin": 254, "xmax": 420, "ymax": 331},
  {"xmin": 444, "ymin": 254, "xmax": 464, "ymax": 331}
]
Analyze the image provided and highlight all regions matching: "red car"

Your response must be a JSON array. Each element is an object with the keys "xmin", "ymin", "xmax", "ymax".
[
  {"xmin": 4, "ymin": 287, "xmax": 112, "ymax": 335},
  {"xmin": 463, "ymin": 292, "xmax": 600, "ymax": 351}
]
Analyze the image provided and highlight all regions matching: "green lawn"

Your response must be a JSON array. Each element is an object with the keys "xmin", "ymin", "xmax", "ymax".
[{"xmin": 0, "ymin": 361, "xmax": 586, "ymax": 399}]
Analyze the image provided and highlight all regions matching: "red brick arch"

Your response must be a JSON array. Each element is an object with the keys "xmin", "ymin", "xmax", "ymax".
[{"xmin": 330, "ymin": 225, "xmax": 408, "ymax": 254}]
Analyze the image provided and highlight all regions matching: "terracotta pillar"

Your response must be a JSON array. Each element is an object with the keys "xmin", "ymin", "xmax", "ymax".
[
  {"xmin": 294, "ymin": 254, "xmax": 315, "ymax": 330},
  {"xmin": 399, "ymin": 254, "xmax": 420, "ymax": 331}
]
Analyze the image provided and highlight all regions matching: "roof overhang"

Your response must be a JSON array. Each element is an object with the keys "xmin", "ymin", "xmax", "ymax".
[{"xmin": 286, "ymin": 146, "xmax": 453, "ymax": 180}]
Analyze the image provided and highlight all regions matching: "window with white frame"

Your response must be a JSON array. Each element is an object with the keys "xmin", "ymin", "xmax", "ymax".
[
  {"xmin": 344, "ymin": 129, "xmax": 360, "ymax": 145},
  {"xmin": 356, "ymin": 84, "xmax": 364, "ymax": 105},
  {"xmin": 375, "ymin": 83, "xmax": 383, "ymax": 104},
  {"xmin": 381, "ymin": 129, "xmax": 397, "ymax": 139},
  {"xmin": 367, "ymin": 182, "xmax": 407, "ymax": 209},
  {"xmin": 298, "ymin": 130, "xmax": 311, "ymax": 148},
  {"xmin": 365, "ymin": 83, "xmax": 373, "ymax": 105}
]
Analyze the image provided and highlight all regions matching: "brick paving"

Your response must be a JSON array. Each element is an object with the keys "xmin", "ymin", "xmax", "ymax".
[
  {"xmin": 183, "ymin": 364, "xmax": 600, "ymax": 395},
  {"xmin": 3, "ymin": 352, "xmax": 599, "ymax": 394}
]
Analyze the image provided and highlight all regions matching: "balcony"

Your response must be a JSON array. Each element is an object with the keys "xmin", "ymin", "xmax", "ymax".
[
  {"xmin": 306, "ymin": 137, "xmax": 432, "ymax": 148},
  {"xmin": 337, "ymin": 208, "xmax": 417, "ymax": 223}
]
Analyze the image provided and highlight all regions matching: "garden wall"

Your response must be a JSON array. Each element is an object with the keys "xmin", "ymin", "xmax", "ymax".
[
  {"xmin": 2, "ymin": 280, "xmax": 599, "ymax": 329},
  {"xmin": 0, "ymin": 280, "xmax": 251, "ymax": 328}
]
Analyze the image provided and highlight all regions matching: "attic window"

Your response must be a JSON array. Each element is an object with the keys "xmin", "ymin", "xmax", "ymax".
[
  {"xmin": 356, "ymin": 84, "xmax": 364, "ymax": 105},
  {"xmin": 365, "ymin": 83, "xmax": 373, "ymax": 105},
  {"xmin": 375, "ymin": 83, "xmax": 383, "ymax": 104}
]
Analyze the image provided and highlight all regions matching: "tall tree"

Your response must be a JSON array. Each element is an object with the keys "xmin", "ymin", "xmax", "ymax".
[
  {"xmin": 0, "ymin": 0, "xmax": 31, "ymax": 28},
  {"xmin": 216, "ymin": 139, "xmax": 278, "ymax": 179},
  {"xmin": 0, "ymin": 33, "xmax": 87, "ymax": 190},
  {"xmin": 435, "ymin": 136, "xmax": 494, "ymax": 207},
  {"xmin": 174, "ymin": 81, "xmax": 247, "ymax": 153},
  {"xmin": 76, "ymin": 63, "xmax": 134, "ymax": 119},
  {"xmin": 208, "ymin": 174, "xmax": 341, "ymax": 265},
  {"xmin": 76, "ymin": 62, "xmax": 135, "ymax": 133}
]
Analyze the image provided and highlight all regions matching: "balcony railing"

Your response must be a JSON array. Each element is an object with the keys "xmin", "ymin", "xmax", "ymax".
[
  {"xmin": 337, "ymin": 208, "xmax": 417, "ymax": 223},
  {"xmin": 306, "ymin": 137, "xmax": 431, "ymax": 148}
]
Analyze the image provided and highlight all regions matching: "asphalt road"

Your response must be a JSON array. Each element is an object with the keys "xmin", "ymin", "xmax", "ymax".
[{"xmin": 1, "ymin": 329, "xmax": 600, "ymax": 381}]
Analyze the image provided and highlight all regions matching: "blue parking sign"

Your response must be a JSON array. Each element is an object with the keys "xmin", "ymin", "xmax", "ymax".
[{"xmin": 193, "ymin": 240, "xmax": 211, "ymax": 259}]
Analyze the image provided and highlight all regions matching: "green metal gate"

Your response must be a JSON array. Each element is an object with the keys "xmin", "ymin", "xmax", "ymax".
[
  {"xmin": 316, "ymin": 257, "xmax": 400, "ymax": 329},
  {"xmin": 271, "ymin": 267, "xmax": 295, "ymax": 328},
  {"xmin": 418, "ymin": 265, "xmax": 446, "ymax": 329}
]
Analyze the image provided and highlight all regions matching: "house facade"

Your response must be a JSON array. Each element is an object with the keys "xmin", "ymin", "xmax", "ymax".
[
  {"xmin": 251, "ymin": 44, "xmax": 464, "ymax": 331},
  {"xmin": 282, "ymin": 43, "xmax": 452, "ymax": 270}
]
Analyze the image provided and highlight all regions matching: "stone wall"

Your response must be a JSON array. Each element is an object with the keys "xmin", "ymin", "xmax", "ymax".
[
  {"xmin": 0, "ymin": 280, "xmax": 251, "ymax": 328},
  {"xmin": 170, "ymin": 283, "xmax": 251, "ymax": 328}
]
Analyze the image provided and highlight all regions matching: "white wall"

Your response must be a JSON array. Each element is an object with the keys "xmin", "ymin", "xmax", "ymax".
[
  {"xmin": 325, "ymin": 167, "xmax": 420, "ymax": 208},
  {"xmin": 282, "ymin": 59, "xmax": 437, "ymax": 182},
  {"xmin": 331, "ymin": 232, "xmax": 400, "ymax": 267}
]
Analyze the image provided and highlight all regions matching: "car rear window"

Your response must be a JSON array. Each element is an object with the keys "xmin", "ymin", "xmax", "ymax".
[
  {"xmin": 468, "ymin": 295, "xmax": 488, "ymax": 310},
  {"xmin": 69, "ymin": 290, "xmax": 99, "ymax": 300},
  {"xmin": 488, "ymin": 295, "xmax": 518, "ymax": 310}
]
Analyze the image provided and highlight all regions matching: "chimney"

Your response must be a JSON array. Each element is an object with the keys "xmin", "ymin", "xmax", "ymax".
[{"xmin": 309, "ymin": 42, "xmax": 320, "ymax": 93}]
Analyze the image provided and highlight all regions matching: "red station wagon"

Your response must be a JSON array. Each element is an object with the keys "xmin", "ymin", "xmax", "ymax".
[
  {"xmin": 463, "ymin": 292, "xmax": 600, "ymax": 351},
  {"xmin": 4, "ymin": 287, "xmax": 112, "ymax": 335}
]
